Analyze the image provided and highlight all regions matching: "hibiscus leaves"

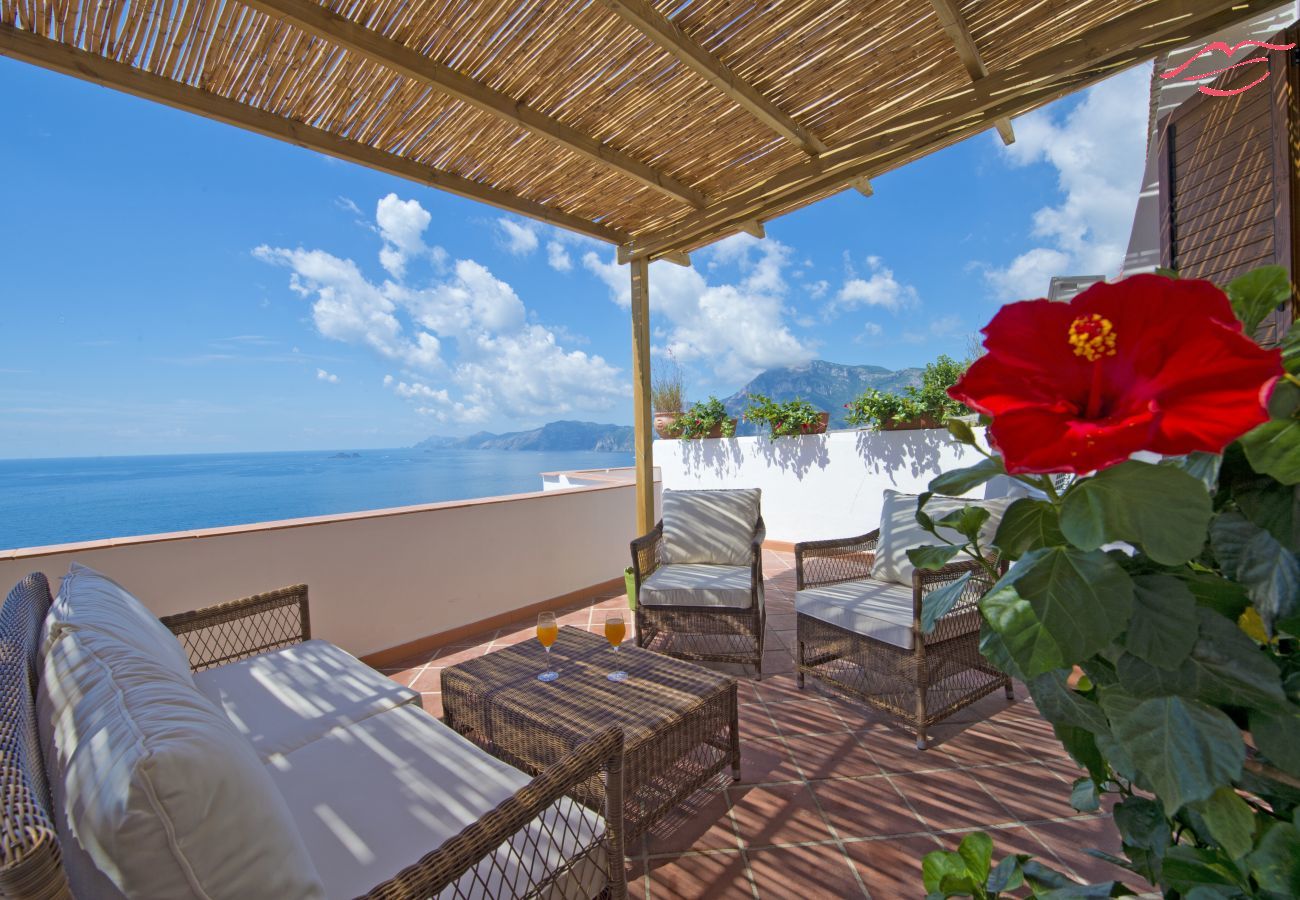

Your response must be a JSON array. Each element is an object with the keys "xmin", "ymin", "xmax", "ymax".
[
  {"xmin": 1059, "ymin": 461, "xmax": 1212, "ymax": 565},
  {"xmin": 1239, "ymin": 320, "xmax": 1300, "ymax": 485},
  {"xmin": 1226, "ymin": 265, "xmax": 1291, "ymax": 337}
]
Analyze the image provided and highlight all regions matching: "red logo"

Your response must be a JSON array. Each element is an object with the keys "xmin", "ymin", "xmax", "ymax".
[{"xmin": 1160, "ymin": 40, "xmax": 1296, "ymax": 97}]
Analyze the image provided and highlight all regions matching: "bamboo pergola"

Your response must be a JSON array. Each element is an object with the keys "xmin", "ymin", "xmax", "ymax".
[{"xmin": 0, "ymin": 0, "xmax": 1275, "ymax": 531}]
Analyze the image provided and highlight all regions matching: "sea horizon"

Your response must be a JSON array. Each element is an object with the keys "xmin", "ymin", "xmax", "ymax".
[{"xmin": 0, "ymin": 447, "xmax": 634, "ymax": 551}]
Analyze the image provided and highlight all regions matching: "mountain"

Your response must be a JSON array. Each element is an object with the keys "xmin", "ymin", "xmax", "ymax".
[
  {"xmin": 416, "ymin": 420, "xmax": 634, "ymax": 452},
  {"xmin": 720, "ymin": 360, "xmax": 922, "ymax": 432}
]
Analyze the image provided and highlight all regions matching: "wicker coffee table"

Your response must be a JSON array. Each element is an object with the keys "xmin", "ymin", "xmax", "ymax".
[{"xmin": 441, "ymin": 626, "xmax": 739, "ymax": 843}]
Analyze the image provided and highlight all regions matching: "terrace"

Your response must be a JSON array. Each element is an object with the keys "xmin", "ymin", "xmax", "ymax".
[{"xmin": 2, "ymin": 0, "xmax": 1297, "ymax": 897}]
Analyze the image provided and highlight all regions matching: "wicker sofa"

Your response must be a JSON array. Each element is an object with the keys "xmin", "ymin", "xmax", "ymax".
[
  {"xmin": 793, "ymin": 490, "xmax": 1013, "ymax": 749},
  {"xmin": 0, "ymin": 567, "xmax": 626, "ymax": 900}
]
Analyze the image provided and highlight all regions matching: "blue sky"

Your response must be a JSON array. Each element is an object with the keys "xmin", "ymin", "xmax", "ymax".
[{"xmin": 0, "ymin": 56, "xmax": 1151, "ymax": 458}]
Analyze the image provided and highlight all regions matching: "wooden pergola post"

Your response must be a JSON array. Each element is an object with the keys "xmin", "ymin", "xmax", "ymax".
[{"xmin": 629, "ymin": 256, "xmax": 655, "ymax": 535}]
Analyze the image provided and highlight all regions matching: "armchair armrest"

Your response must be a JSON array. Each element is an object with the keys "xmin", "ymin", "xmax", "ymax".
[
  {"xmin": 364, "ymin": 726, "xmax": 627, "ymax": 900},
  {"xmin": 630, "ymin": 521, "xmax": 663, "ymax": 591},
  {"xmin": 160, "ymin": 584, "xmax": 310, "ymax": 672},
  {"xmin": 794, "ymin": 529, "xmax": 880, "ymax": 590},
  {"xmin": 912, "ymin": 557, "xmax": 1001, "ymax": 643}
]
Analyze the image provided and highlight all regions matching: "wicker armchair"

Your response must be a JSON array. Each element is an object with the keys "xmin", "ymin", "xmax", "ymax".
[
  {"xmin": 631, "ymin": 506, "xmax": 766, "ymax": 678},
  {"xmin": 794, "ymin": 530, "xmax": 1011, "ymax": 749},
  {"xmin": 1, "ymin": 573, "xmax": 627, "ymax": 900}
]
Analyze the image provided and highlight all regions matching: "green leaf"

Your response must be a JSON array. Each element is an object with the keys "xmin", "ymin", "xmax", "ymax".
[
  {"xmin": 1112, "ymin": 796, "xmax": 1171, "ymax": 853},
  {"xmin": 1162, "ymin": 846, "xmax": 1249, "ymax": 894},
  {"xmin": 930, "ymin": 456, "xmax": 1006, "ymax": 497},
  {"xmin": 978, "ymin": 621, "xmax": 1026, "ymax": 681},
  {"xmin": 1225, "ymin": 264, "xmax": 1290, "ymax": 335},
  {"xmin": 1246, "ymin": 820, "xmax": 1300, "ymax": 896},
  {"xmin": 979, "ymin": 548, "xmax": 1134, "ymax": 677},
  {"xmin": 1100, "ymin": 688, "xmax": 1245, "ymax": 813},
  {"xmin": 1070, "ymin": 777, "xmax": 1100, "ymax": 812},
  {"xmin": 1054, "ymin": 723, "xmax": 1109, "ymax": 785},
  {"xmin": 947, "ymin": 417, "xmax": 977, "ymax": 446},
  {"xmin": 986, "ymin": 855, "xmax": 1025, "ymax": 893},
  {"xmin": 1195, "ymin": 786, "xmax": 1254, "ymax": 860},
  {"xmin": 1028, "ymin": 670, "xmax": 1110, "ymax": 733},
  {"xmin": 935, "ymin": 505, "xmax": 991, "ymax": 542},
  {"xmin": 1180, "ymin": 572, "xmax": 1250, "ymax": 621},
  {"xmin": 1161, "ymin": 452, "xmax": 1223, "ymax": 493},
  {"xmin": 957, "ymin": 832, "xmax": 993, "ymax": 886},
  {"xmin": 992, "ymin": 498, "xmax": 1066, "ymax": 561},
  {"xmin": 1123, "ymin": 574, "xmax": 1198, "ymax": 669},
  {"xmin": 1116, "ymin": 608, "xmax": 1287, "ymax": 713},
  {"xmin": 1249, "ymin": 705, "xmax": 1300, "ymax": 778},
  {"xmin": 921, "ymin": 572, "xmax": 973, "ymax": 635},
  {"xmin": 922, "ymin": 850, "xmax": 968, "ymax": 894},
  {"xmin": 1240, "ymin": 420, "xmax": 1300, "ymax": 486},
  {"xmin": 1211, "ymin": 512, "xmax": 1300, "ymax": 632},
  {"xmin": 1060, "ymin": 461, "xmax": 1213, "ymax": 565},
  {"xmin": 909, "ymin": 544, "xmax": 963, "ymax": 570},
  {"xmin": 1281, "ymin": 320, "xmax": 1300, "ymax": 374}
]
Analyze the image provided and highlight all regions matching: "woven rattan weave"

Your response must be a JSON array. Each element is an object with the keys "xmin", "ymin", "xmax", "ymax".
[
  {"xmin": 794, "ymin": 530, "xmax": 1012, "ymax": 749},
  {"xmin": 631, "ymin": 517, "xmax": 766, "ymax": 677},
  {"xmin": 442, "ymin": 625, "xmax": 739, "ymax": 844},
  {"xmin": 0, "ymin": 577, "xmax": 625, "ymax": 900}
]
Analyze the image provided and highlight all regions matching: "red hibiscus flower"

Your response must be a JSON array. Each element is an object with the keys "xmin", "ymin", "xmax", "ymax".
[{"xmin": 950, "ymin": 274, "xmax": 1282, "ymax": 474}]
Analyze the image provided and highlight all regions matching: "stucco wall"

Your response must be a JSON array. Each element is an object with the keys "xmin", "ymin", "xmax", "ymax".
[
  {"xmin": 654, "ymin": 428, "xmax": 1018, "ymax": 544},
  {"xmin": 0, "ymin": 483, "xmax": 656, "ymax": 658}
]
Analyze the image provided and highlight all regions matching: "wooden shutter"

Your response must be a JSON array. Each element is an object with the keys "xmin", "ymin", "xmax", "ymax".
[{"xmin": 1158, "ymin": 28, "xmax": 1298, "ymax": 344}]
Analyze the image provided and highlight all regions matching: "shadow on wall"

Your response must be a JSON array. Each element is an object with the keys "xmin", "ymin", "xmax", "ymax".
[
  {"xmin": 676, "ymin": 435, "xmax": 831, "ymax": 481},
  {"xmin": 853, "ymin": 428, "xmax": 947, "ymax": 480}
]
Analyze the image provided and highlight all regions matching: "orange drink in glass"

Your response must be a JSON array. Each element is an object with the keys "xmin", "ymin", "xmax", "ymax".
[
  {"xmin": 537, "ymin": 612, "xmax": 559, "ymax": 682},
  {"xmin": 605, "ymin": 613, "xmax": 628, "ymax": 682}
]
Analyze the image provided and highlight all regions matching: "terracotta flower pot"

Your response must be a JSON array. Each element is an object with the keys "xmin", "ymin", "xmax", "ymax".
[
  {"xmin": 880, "ymin": 413, "xmax": 942, "ymax": 431},
  {"xmin": 797, "ymin": 412, "xmax": 830, "ymax": 435},
  {"xmin": 653, "ymin": 410, "xmax": 682, "ymax": 439}
]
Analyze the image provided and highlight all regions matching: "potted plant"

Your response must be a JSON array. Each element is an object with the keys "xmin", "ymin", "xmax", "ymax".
[
  {"xmin": 844, "ymin": 354, "xmax": 971, "ymax": 430},
  {"xmin": 675, "ymin": 397, "xmax": 737, "ymax": 439},
  {"xmin": 741, "ymin": 393, "xmax": 829, "ymax": 438},
  {"xmin": 651, "ymin": 357, "xmax": 685, "ymax": 439}
]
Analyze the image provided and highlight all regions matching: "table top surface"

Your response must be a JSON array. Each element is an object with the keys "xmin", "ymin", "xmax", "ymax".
[{"xmin": 440, "ymin": 626, "xmax": 735, "ymax": 744}]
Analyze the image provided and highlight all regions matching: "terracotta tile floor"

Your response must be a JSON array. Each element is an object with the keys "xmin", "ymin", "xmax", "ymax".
[{"xmin": 380, "ymin": 550, "xmax": 1141, "ymax": 899}]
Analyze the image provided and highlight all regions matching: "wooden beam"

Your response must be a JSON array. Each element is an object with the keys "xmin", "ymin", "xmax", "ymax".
[
  {"xmin": 660, "ymin": 251, "xmax": 691, "ymax": 267},
  {"xmin": 738, "ymin": 220, "xmax": 765, "ymax": 239},
  {"xmin": 629, "ymin": 257, "xmax": 655, "ymax": 536},
  {"xmin": 243, "ymin": 0, "xmax": 707, "ymax": 209},
  {"xmin": 0, "ymin": 25, "xmax": 631, "ymax": 247},
  {"xmin": 632, "ymin": 0, "xmax": 1271, "ymax": 260},
  {"xmin": 851, "ymin": 178, "xmax": 873, "ymax": 198},
  {"xmin": 595, "ymin": 0, "xmax": 828, "ymax": 156},
  {"xmin": 929, "ymin": 0, "xmax": 1014, "ymax": 144}
]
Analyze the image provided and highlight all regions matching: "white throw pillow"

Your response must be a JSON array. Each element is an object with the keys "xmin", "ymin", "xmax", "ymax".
[
  {"xmin": 44, "ymin": 563, "xmax": 192, "ymax": 679},
  {"xmin": 41, "ymin": 624, "xmax": 326, "ymax": 900},
  {"xmin": 871, "ymin": 490, "xmax": 1009, "ymax": 586},
  {"xmin": 662, "ymin": 488, "xmax": 761, "ymax": 566}
]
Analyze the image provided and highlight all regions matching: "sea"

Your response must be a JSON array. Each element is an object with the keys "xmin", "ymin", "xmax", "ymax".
[{"xmin": 0, "ymin": 448, "xmax": 634, "ymax": 551}]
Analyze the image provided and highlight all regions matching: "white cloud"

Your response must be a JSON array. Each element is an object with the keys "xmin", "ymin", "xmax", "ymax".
[
  {"xmin": 546, "ymin": 241, "xmax": 572, "ymax": 272},
  {"xmin": 830, "ymin": 256, "xmax": 918, "ymax": 314},
  {"xmin": 259, "ymin": 199, "xmax": 623, "ymax": 425},
  {"xmin": 375, "ymin": 194, "xmax": 434, "ymax": 278},
  {"xmin": 496, "ymin": 218, "xmax": 540, "ymax": 256},
  {"xmin": 582, "ymin": 235, "xmax": 815, "ymax": 384},
  {"xmin": 903, "ymin": 313, "xmax": 963, "ymax": 344},
  {"xmin": 335, "ymin": 196, "xmax": 362, "ymax": 216},
  {"xmin": 856, "ymin": 322, "xmax": 884, "ymax": 342},
  {"xmin": 316, "ymin": 368, "xmax": 340, "ymax": 383},
  {"xmin": 981, "ymin": 67, "xmax": 1150, "ymax": 301}
]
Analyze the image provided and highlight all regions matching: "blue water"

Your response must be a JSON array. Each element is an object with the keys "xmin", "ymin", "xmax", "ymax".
[{"xmin": 0, "ymin": 449, "xmax": 634, "ymax": 551}]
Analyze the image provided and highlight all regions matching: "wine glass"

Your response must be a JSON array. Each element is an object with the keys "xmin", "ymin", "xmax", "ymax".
[
  {"xmin": 536, "ymin": 612, "xmax": 559, "ymax": 682},
  {"xmin": 604, "ymin": 612, "xmax": 628, "ymax": 682}
]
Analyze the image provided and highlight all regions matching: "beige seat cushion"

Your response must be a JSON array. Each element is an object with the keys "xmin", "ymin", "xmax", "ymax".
[
  {"xmin": 40, "ymin": 624, "xmax": 326, "ymax": 900},
  {"xmin": 795, "ymin": 579, "xmax": 917, "ymax": 650},
  {"xmin": 194, "ymin": 639, "xmax": 421, "ymax": 759},
  {"xmin": 43, "ymin": 562, "xmax": 192, "ymax": 679},
  {"xmin": 266, "ymin": 705, "xmax": 608, "ymax": 900},
  {"xmin": 639, "ymin": 563, "xmax": 758, "ymax": 609},
  {"xmin": 871, "ymin": 490, "xmax": 1009, "ymax": 587},
  {"xmin": 661, "ymin": 488, "xmax": 760, "ymax": 565}
]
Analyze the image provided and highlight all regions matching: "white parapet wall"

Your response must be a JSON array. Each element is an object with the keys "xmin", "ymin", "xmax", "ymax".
[
  {"xmin": 654, "ymin": 428, "xmax": 1016, "ymax": 544},
  {"xmin": 0, "ymin": 481, "xmax": 660, "ymax": 660}
]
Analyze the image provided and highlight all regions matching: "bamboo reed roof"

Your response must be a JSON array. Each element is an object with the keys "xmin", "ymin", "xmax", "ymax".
[{"xmin": 0, "ymin": 0, "xmax": 1274, "ymax": 260}]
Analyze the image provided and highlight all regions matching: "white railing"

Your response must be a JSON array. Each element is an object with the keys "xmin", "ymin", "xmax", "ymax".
[
  {"xmin": 0, "ymin": 480, "xmax": 660, "ymax": 660},
  {"xmin": 654, "ymin": 428, "xmax": 1016, "ymax": 544}
]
